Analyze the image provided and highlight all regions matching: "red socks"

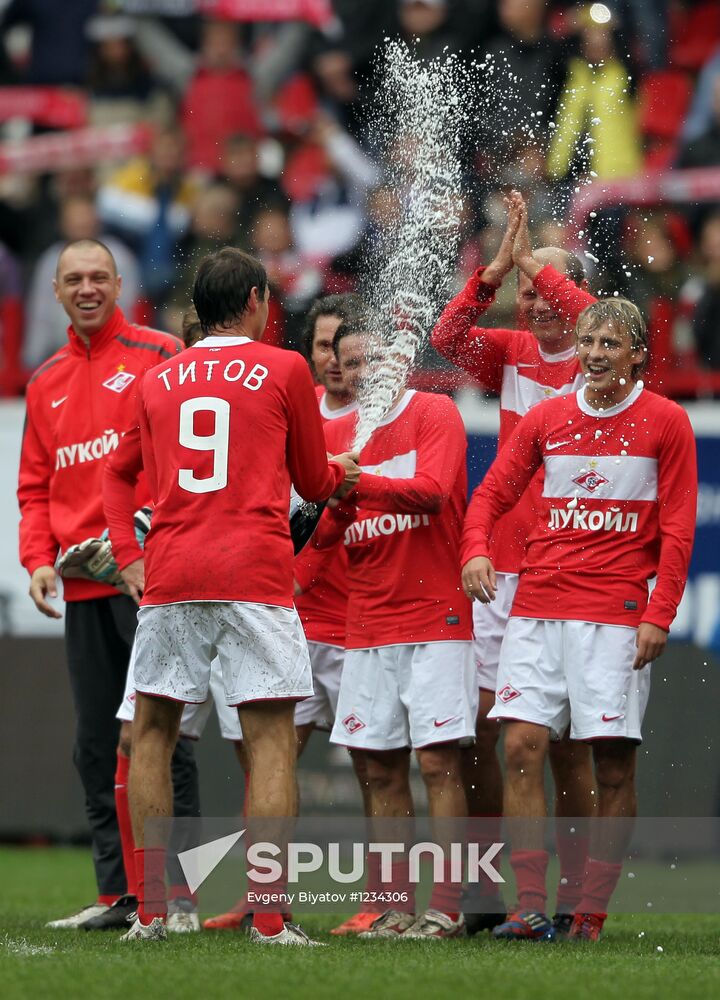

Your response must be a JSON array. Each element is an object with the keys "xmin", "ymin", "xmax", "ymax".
[
  {"xmin": 576, "ymin": 858, "xmax": 623, "ymax": 915},
  {"xmin": 427, "ymin": 860, "xmax": 461, "ymax": 920},
  {"xmin": 135, "ymin": 847, "xmax": 167, "ymax": 924},
  {"xmin": 555, "ymin": 830, "xmax": 589, "ymax": 913},
  {"xmin": 510, "ymin": 849, "xmax": 550, "ymax": 913},
  {"xmin": 360, "ymin": 851, "xmax": 383, "ymax": 914},
  {"xmin": 114, "ymin": 752, "xmax": 137, "ymax": 897}
]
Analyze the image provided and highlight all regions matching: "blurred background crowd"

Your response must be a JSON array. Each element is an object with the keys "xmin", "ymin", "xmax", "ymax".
[{"xmin": 0, "ymin": 0, "xmax": 718, "ymax": 398}]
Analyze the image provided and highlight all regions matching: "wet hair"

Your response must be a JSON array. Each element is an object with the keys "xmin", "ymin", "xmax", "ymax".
[
  {"xmin": 563, "ymin": 250, "xmax": 586, "ymax": 285},
  {"xmin": 576, "ymin": 297, "xmax": 648, "ymax": 378},
  {"xmin": 56, "ymin": 238, "xmax": 117, "ymax": 279},
  {"xmin": 192, "ymin": 247, "xmax": 267, "ymax": 337},
  {"xmin": 302, "ymin": 293, "xmax": 365, "ymax": 361},
  {"xmin": 181, "ymin": 305, "xmax": 202, "ymax": 348}
]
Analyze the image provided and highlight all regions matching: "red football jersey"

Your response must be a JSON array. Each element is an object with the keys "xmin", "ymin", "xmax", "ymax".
[
  {"xmin": 137, "ymin": 336, "xmax": 343, "ymax": 607},
  {"xmin": 432, "ymin": 265, "xmax": 595, "ymax": 573},
  {"xmin": 320, "ymin": 390, "xmax": 472, "ymax": 649},
  {"xmin": 293, "ymin": 387, "xmax": 356, "ymax": 645},
  {"xmin": 462, "ymin": 386, "xmax": 697, "ymax": 631}
]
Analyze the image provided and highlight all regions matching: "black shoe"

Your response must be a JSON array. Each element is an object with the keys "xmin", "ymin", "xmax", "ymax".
[
  {"xmin": 461, "ymin": 888, "xmax": 506, "ymax": 936},
  {"xmin": 82, "ymin": 894, "xmax": 138, "ymax": 930},
  {"xmin": 552, "ymin": 912, "xmax": 575, "ymax": 940}
]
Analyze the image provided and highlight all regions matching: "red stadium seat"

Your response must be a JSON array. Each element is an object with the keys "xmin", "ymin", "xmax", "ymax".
[
  {"xmin": 670, "ymin": 2, "xmax": 720, "ymax": 72},
  {"xmin": 639, "ymin": 70, "xmax": 693, "ymax": 141}
]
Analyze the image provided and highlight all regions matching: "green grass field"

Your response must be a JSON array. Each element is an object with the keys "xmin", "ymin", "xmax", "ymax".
[{"xmin": 2, "ymin": 847, "xmax": 720, "ymax": 1000}]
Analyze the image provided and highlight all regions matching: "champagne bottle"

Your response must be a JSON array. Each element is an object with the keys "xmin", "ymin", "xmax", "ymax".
[{"xmin": 289, "ymin": 496, "xmax": 327, "ymax": 554}]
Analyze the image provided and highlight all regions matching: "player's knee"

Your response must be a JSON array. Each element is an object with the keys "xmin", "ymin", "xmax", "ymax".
[
  {"xmin": 503, "ymin": 729, "xmax": 545, "ymax": 776},
  {"xmin": 548, "ymin": 738, "xmax": 591, "ymax": 782},
  {"xmin": 364, "ymin": 751, "xmax": 408, "ymax": 796},
  {"xmin": 474, "ymin": 715, "xmax": 501, "ymax": 756},
  {"xmin": 593, "ymin": 752, "xmax": 635, "ymax": 793},
  {"xmin": 416, "ymin": 746, "xmax": 461, "ymax": 788}
]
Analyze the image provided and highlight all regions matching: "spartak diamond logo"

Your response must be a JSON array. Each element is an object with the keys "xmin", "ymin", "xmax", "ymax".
[
  {"xmin": 103, "ymin": 371, "xmax": 136, "ymax": 393},
  {"xmin": 572, "ymin": 460, "xmax": 609, "ymax": 494},
  {"xmin": 498, "ymin": 684, "xmax": 521, "ymax": 704},
  {"xmin": 343, "ymin": 713, "xmax": 366, "ymax": 734}
]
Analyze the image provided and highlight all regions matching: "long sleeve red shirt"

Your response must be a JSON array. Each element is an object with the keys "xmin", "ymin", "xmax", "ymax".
[
  {"xmin": 461, "ymin": 386, "xmax": 697, "ymax": 632},
  {"xmin": 18, "ymin": 307, "xmax": 181, "ymax": 601}
]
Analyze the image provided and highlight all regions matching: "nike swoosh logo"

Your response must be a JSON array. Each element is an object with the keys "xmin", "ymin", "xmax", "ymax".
[
  {"xmin": 434, "ymin": 716, "xmax": 457, "ymax": 727},
  {"xmin": 601, "ymin": 713, "xmax": 624, "ymax": 722},
  {"xmin": 51, "ymin": 396, "xmax": 68, "ymax": 408},
  {"xmin": 546, "ymin": 440, "xmax": 572, "ymax": 451}
]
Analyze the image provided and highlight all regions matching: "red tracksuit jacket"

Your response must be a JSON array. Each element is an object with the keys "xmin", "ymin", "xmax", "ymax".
[{"xmin": 18, "ymin": 307, "xmax": 181, "ymax": 601}]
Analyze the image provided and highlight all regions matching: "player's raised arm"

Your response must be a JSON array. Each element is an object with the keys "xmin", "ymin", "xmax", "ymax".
[
  {"xmin": 355, "ymin": 393, "xmax": 467, "ymax": 514},
  {"xmin": 640, "ymin": 405, "xmax": 698, "ymax": 636},
  {"xmin": 429, "ymin": 195, "xmax": 522, "ymax": 384},
  {"xmin": 511, "ymin": 192, "xmax": 597, "ymax": 326}
]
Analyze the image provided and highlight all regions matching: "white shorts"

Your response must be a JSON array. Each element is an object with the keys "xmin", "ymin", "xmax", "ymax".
[
  {"xmin": 132, "ymin": 601, "xmax": 313, "ymax": 707},
  {"xmin": 330, "ymin": 641, "xmax": 477, "ymax": 751},
  {"xmin": 488, "ymin": 617, "xmax": 652, "ymax": 742},
  {"xmin": 295, "ymin": 642, "xmax": 343, "ymax": 730},
  {"xmin": 118, "ymin": 649, "xmax": 243, "ymax": 741},
  {"xmin": 472, "ymin": 573, "xmax": 518, "ymax": 691}
]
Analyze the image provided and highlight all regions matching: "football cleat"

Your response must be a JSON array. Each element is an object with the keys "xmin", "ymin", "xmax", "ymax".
[
  {"xmin": 166, "ymin": 897, "xmax": 200, "ymax": 933},
  {"xmin": 461, "ymin": 888, "xmax": 507, "ymax": 935},
  {"xmin": 552, "ymin": 912, "xmax": 575, "ymax": 939},
  {"xmin": 402, "ymin": 909, "xmax": 466, "ymax": 939},
  {"xmin": 45, "ymin": 902, "xmax": 108, "ymax": 929},
  {"xmin": 330, "ymin": 912, "xmax": 382, "ymax": 936},
  {"xmin": 492, "ymin": 910, "xmax": 556, "ymax": 942},
  {"xmin": 82, "ymin": 894, "xmax": 137, "ymax": 930},
  {"xmin": 568, "ymin": 912, "xmax": 606, "ymax": 941},
  {"xmin": 249, "ymin": 922, "xmax": 325, "ymax": 947},
  {"xmin": 121, "ymin": 915, "xmax": 167, "ymax": 941},
  {"xmin": 202, "ymin": 894, "xmax": 251, "ymax": 931},
  {"xmin": 358, "ymin": 910, "xmax": 416, "ymax": 939}
]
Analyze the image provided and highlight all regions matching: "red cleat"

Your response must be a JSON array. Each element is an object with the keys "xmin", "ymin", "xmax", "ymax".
[
  {"xmin": 568, "ymin": 912, "xmax": 606, "ymax": 941},
  {"xmin": 202, "ymin": 896, "xmax": 251, "ymax": 932},
  {"xmin": 330, "ymin": 912, "xmax": 382, "ymax": 936}
]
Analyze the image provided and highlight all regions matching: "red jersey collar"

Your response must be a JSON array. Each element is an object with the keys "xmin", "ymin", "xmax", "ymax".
[{"xmin": 67, "ymin": 307, "xmax": 127, "ymax": 358}]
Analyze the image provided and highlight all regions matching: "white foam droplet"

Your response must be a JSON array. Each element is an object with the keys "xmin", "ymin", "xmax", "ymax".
[
  {"xmin": 619, "ymin": 377, "xmax": 626, "ymax": 385},
  {"xmin": 574, "ymin": 433, "xmax": 581, "ymax": 440}
]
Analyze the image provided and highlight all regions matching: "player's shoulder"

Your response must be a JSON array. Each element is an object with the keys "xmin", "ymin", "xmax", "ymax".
[
  {"xmin": 641, "ymin": 389, "xmax": 694, "ymax": 432},
  {"xmin": 26, "ymin": 345, "xmax": 72, "ymax": 394},
  {"xmin": 411, "ymin": 389, "xmax": 461, "ymax": 416},
  {"xmin": 116, "ymin": 322, "xmax": 182, "ymax": 360}
]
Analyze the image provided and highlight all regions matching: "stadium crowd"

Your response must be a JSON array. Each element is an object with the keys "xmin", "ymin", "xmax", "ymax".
[{"xmin": 0, "ymin": 0, "xmax": 719, "ymax": 396}]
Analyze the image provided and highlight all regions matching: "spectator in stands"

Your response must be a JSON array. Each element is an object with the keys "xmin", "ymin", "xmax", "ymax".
[
  {"xmin": 286, "ymin": 112, "xmax": 381, "ymax": 261},
  {"xmin": 181, "ymin": 18, "xmax": 262, "ymax": 173},
  {"xmin": 397, "ymin": 0, "xmax": 460, "ymax": 61},
  {"xmin": 482, "ymin": 0, "xmax": 566, "ymax": 154},
  {"xmin": 0, "ymin": 240, "xmax": 24, "ymax": 395},
  {"xmin": 1, "ymin": 0, "xmax": 96, "ymax": 86},
  {"xmin": 98, "ymin": 125, "xmax": 199, "ymax": 308},
  {"xmin": 677, "ymin": 74, "xmax": 720, "ymax": 170},
  {"xmin": 546, "ymin": 6, "xmax": 642, "ymax": 184},
  {"xmin": 219, "ymin": 133, "xmax": 285, "ymax": 250},
  {"xmin": 627, "ymin": 213, "xmax": 691, "ymax": 319},
  {"xmin": 251, "ymin": 200, "xmax": 323, "ymax": 350},
  {"xmin": 164, "ymin": 183, "xmax": 239, "ymax": 328},
  {"xmin": 310, "ymin": 42, "xmax": 367, "ymax": 142},
  {"xmin": 690, "ymin": 211, "xmax": 720, "ymax": 369},
  {"xmin": 682, "ymin": 45, "xmax": 720, "ymax": 144},
  {"xmin": 24, "ymin": 195, "xmax": 140, "ymax": 371},
  {"xmin": 85, "ymin": 14, "xmax": 174, "ymax": 129}
]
